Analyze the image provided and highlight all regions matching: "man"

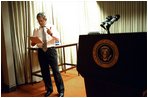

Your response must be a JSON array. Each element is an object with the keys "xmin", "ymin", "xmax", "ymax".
[{"xmin": 31, "ymin": 12, "xmax": 64, "ymax": 97}]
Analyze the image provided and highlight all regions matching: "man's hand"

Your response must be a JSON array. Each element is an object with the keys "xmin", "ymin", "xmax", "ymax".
[
  {"xmin": 47, "ymin": 28, "xmax": 53, "ymax": 36},
  {"xmin": 37, "ymin": 43, "xmax": 43, "ymax": 48}
]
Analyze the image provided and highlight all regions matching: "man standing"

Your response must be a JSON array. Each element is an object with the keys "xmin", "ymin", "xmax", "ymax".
[{"xmin": 31, "ymin": 12, "xmax": 64, "ymax": 97}]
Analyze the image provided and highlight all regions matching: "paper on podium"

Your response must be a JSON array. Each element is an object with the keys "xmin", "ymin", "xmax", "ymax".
[{"xmin": 30, "ymin": 36, "xmax": 43, "ymax": 44}]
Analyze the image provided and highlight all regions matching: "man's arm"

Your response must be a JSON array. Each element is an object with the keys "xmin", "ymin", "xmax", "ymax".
[
  {"xmin": 47, "ymin": 26, "xmax": 60, "ymax": 42},
  {"xmin": 31, "ymin": 28, "xmax": 43, "ymax": 47}
]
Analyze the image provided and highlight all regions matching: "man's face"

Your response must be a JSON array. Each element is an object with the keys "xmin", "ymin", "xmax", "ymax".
[{"xmin": 37, "ymin": 17, "xmax": 46, "ymax": 27}]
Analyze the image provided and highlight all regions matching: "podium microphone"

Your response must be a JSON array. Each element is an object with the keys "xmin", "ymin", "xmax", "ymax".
[
  {"xmin": 100, "ymin": 16, "xmax": 112, "ymax": 30},
  {"xmin": 100, "ymin": 14, "xmax": 120, "ymax": 34},
  {"xmin": 107, "ymin": 14, "xmax": 120, "ymax": 26}
]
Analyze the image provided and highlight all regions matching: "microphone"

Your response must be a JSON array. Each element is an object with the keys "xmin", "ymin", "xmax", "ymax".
[
  {"xmin": 107, "ymin": 14, "xmax": 120, "ymax": 26},
  {"xmin": 100, "ymin": 14, "xmax": 120, "ymax": 34},
  {"xmin": 100, "ymin": 16, "xmax": 112, "ymax": 30}
]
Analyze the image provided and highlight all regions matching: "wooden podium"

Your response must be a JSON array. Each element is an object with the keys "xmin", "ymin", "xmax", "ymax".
[{"xmin": 77, "ymin": 32, "xmax": 147, "ymax": 97}]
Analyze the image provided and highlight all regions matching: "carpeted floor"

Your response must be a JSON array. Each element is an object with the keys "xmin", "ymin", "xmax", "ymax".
[{"xmin": 1, "ymin": 68, "xmax": 86, "ymax": 97}]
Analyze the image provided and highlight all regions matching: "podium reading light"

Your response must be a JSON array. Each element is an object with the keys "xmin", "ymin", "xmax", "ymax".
[{"xmin": 100, "ymin": 14, "xmax": 120, "ymax": 34}]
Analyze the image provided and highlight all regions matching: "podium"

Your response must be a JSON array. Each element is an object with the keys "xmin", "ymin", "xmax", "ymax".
[{"xmin": 77, "ymin": 32, "xmax": 147, "ymax": 97}]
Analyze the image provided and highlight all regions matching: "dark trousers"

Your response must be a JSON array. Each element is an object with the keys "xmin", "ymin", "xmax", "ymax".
[{"xmin": 38, "ymin": 47, "xmax": 64, "ymax": 93}]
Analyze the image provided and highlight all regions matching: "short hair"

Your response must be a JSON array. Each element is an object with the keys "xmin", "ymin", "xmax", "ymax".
[{"xmin": 36, "ymin": 12, "xmax": 47, "ymax": 21}]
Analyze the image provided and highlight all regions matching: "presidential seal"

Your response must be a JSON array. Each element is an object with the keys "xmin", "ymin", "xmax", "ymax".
[{"xmin": 92, "ymin": 39, "xmax": 119, "ymax": 68}]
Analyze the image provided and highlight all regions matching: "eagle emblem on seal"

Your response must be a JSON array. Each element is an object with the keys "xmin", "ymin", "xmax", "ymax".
[{"xmin": 93, "ymin": 39, "xmax": 119, "ymax": 68}]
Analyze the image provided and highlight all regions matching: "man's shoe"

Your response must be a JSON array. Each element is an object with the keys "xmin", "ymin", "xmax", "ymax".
[
  {"xmin": 58, "ymin": 92, "xmax": 64, "ymax": 97},
  {"xmin": 44, "ymin": 90, "xmax": 53, "ymax": 97}
]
